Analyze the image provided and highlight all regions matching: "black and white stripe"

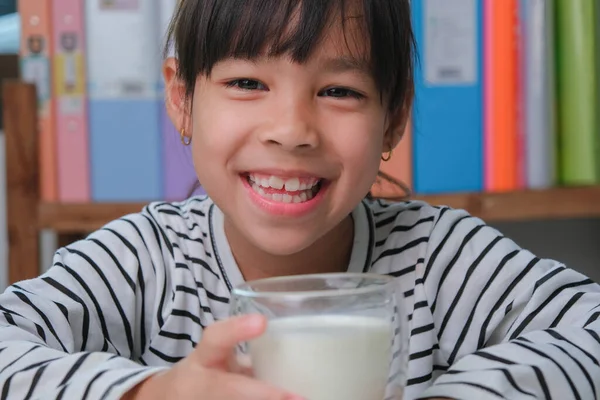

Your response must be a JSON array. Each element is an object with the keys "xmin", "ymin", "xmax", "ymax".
[{"xmin": 0, "ymin": 196, "xmax": 599, "ymax": 400}]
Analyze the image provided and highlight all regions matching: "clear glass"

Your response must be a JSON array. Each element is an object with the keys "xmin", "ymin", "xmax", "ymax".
[{"xmin": 230, "ymin": 272, "xmax": 405, "ymax": 400}]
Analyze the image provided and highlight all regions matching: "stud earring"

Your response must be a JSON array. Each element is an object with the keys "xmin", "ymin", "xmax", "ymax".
[{"xmin": 180, "ymin": 129, "xmax": 192, "ymax": 146}]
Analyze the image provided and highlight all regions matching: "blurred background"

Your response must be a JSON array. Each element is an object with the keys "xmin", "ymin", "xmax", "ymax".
[{"xmin": 1, "ymin": 0, "xmax": 600, "ymax": 291}]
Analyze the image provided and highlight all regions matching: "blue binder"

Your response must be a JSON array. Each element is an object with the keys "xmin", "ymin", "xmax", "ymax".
[
  {"xmin": 85, "ymin": 1, "xmax": 163, "ymax": 202},
  {"xmin": 411, "ymin": 0, "xmax": 484, "ymax": 194},
  {"xmin": 89, "ymin": 99, "xmax": 162, "ymax": 202}
]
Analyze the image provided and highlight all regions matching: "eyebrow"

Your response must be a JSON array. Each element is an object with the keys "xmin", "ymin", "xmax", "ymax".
[{"xmin": 320, "ymin": 56, "xmax": 371, "ymax": 75}]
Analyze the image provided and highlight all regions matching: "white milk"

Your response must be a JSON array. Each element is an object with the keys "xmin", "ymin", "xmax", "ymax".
[{"xmin": 249, "ymin": 315, "xmax": 393, "ymax": 400}]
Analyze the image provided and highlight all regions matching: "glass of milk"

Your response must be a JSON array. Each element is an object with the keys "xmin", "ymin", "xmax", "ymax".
[{"xmin": 230, "ymin": 272, "xmax": 404, "ymax": 400}]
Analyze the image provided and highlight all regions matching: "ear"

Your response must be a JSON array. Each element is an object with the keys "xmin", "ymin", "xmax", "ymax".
[
  {"xmin": 383, "ymin": 103, "xmax": 411, "ymax": 153},
  {"xmin": 163, "ymin": 57, "xmax": 190, "ymax": 137}
]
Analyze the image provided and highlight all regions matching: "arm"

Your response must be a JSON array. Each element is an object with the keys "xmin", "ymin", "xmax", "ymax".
[
  {"xmin": 418, "ymin": 208, "xmax": 600, "ymax": 399},
  {"xmin": 0, "ymin": 211, "xmax": 169, "ymax": 399}
]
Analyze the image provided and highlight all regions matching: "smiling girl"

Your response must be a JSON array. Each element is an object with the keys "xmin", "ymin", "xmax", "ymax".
[{"xmin": 0, "ymin": 1, "xmax": 599, "ymax": 399}]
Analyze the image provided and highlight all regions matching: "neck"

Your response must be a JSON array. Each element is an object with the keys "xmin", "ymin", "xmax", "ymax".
[{"xmin": 224, "ymin": 215, "xmax": 355, "ymax": 282}]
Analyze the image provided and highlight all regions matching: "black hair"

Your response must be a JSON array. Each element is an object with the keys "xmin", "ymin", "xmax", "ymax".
[{"xmin": 166, "ymin": 0, "xmax": 416, "ymax": 200}]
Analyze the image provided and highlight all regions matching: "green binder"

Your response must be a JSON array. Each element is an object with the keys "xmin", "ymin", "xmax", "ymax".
[{"xmin": 556, "ymin": 0, "xmax": 599, "ymax": 184}]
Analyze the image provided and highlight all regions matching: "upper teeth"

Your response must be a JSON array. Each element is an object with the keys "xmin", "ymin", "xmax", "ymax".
[{"xmin": 249, "ymin": 174, "xmax": 319, "ymax": 191}]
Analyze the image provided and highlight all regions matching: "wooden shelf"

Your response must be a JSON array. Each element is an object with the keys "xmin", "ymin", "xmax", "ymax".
[
  {"xmin": 37, "ymin": 185, "xmax": 600, "ymax": 233},
  {"xmin": 38, "ymin": 202, "xmax": 148, "ymax": 233},
  {"xmin": 413, "ymin": 185, "xmax": 600, "ymax": 223}
]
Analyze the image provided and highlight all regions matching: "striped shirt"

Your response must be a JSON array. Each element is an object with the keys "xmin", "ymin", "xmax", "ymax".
[{"xmin": 0, "ymin": 196, "xmax": 599, "ymax": 399}]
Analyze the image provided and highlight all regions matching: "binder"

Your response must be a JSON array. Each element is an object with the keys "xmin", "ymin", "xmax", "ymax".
[
  {"xmin": 52, "ymin": 0, "xmax": 90, "ymax": 202},
  {"xmin": 412, "ymin": 0, "xmax": 483, "ymax": 194},
  {"xmin": 484, "ymin": 0, "xmax": 520, "ymax": 192},
  {"xmin": 85, "ymin": 0, "xmax": 163, "ymax": 201},
  {"xmin": 555, "ymin": 0, "xmax": 598, "ymax": 184},
  {"xmin": 520, "ymin": 0, "xmax": 557, "ymax": 189},
  {"xmin": 160, "ymin": 0, "xmax": 198, "ymax": 201},
  {"xmin": 19, "ymin": 0, "xmax": 57, "ymax": 201}
]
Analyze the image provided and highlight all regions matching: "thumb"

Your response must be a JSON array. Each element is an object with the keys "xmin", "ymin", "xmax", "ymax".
[{"xmin": 194, "ymin": 314, "xmax": 266, "ymax": 370}]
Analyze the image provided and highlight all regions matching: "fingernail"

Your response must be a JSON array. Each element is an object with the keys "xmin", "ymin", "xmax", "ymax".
[{"xmin": 244, "ymin": 314, "xmax": 266, "ymax": 329}]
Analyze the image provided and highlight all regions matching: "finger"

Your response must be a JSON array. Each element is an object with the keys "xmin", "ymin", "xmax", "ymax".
[
  {"xmin": 208, "ymin": 370, "xmax": 304, "ymax": 400},
  {"xmin": 195, "ymin": 314, "xmax": 266, "ymax": 368},
  {"xmin": 228, "ymin": 352, "xmax": 254, "ymax": 377}
]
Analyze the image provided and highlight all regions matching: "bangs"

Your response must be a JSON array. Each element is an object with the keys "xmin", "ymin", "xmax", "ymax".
[{"xmin": 166, "ymin": 0, "xmax": 415, "ymax": 111}]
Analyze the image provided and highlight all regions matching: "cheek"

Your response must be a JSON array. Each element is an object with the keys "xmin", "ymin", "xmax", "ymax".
[
  {"xmin": 326, "ymin": 116, "xmax": 385, "ymax": 182},
  {"xmin": 192, "ymin": 103, "xmax": 232, "ymax": 151},
  {"xmin": 189, "ymin": 97, "xmax": 248, "ymax": 168},
  {"xmin": 188, "ymin": 99, "xmax": 238, "ymax": 189}
]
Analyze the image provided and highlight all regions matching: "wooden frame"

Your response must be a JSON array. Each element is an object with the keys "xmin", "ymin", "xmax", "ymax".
[
  {"xmin": 5, "ymin": 80, "xmax": 600, "ymax": 285},
  {"xmin": 4, "ymin": 81, "xmax": 39, "ymax": 284}
]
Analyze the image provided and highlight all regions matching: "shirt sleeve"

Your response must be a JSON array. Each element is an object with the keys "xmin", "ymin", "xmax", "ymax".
[
  {"xmin": 417, "ymin": 207, "xmax": 600, "ymax": 399},
  {"xmin": 0, "ymin": 211, "xmax": 170, "ymax": 399}
]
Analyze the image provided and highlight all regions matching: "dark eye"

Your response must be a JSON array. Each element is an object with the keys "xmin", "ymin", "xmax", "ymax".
[
  {"xmin": 320, "ymin": 87, "xmax": 364, "ymax": 99},
  {"xmin": 226, "ymin": 79, "xmax": 267, "ymax": 91}
]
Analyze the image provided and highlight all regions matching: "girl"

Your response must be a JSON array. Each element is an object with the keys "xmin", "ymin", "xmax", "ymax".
[{"xmin": 1, "ymin": 1, "xmax": 600, "ymax": 399}]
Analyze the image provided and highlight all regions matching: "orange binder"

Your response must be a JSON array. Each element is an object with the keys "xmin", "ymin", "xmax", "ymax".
[
  {"xmin": 19, "ymin": 0, "xmax": 57, "ymax": 201},
  {"xmin": 484, "ymin": 0, "xmax": 520, "ymax": 192}
]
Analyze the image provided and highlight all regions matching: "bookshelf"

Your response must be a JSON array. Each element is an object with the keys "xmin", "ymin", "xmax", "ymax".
[{"xmin": 6, "ymin": 81, "xmax": 600, "ymax": 285}]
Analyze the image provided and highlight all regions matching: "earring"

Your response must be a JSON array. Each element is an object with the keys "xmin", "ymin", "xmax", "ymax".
[
  {"xmin": 180, "ymin": 129, "xmax": 192, "ymax": 146},
  {"xmin": 381, "ymin": 149, "xmax": 393, "ymax": 162}
]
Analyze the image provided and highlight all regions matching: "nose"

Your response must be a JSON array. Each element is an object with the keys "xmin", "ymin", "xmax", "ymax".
[{"xmin": 257, "ymin": 99, "xmax": 320, "ymax": 151}]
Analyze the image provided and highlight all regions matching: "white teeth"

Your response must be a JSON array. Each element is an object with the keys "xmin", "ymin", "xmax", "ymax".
[
  {"xmin": 268, "ymin": 176, "xmax": 285, "ymax": 190},
  {"xmin": 284, "ymin": 178, "xmax": 300, "ymax": 191},
  {"xmin": 248, "ymin": 174, "xmax": 322, "ymax": 205},
  {"xmin": 250, "ymin": 180, "xmax": 319, "ymax": 204},
  {"xmin": 252, "ymin": 183, "xmax": 270, "ymax": 200},
  {"xmin": 249, "ymin": 174, "xmax": 320, "ymax": 191}
]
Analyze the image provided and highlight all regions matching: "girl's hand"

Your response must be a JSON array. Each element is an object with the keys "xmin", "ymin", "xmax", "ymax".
[{"xmin": 123, "ymin": 315, "xmax": 303, "ymax": 400}]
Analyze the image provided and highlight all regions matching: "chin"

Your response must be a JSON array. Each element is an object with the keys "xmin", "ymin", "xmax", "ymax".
[{"xmin": 249, "ymin": 226, "xmax": 323, "ymax": 257}]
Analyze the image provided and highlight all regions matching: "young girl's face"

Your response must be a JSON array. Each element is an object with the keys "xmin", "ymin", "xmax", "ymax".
[{"xmin": 165, "ymin": 17, "xmax": 405, "ymax": 257}]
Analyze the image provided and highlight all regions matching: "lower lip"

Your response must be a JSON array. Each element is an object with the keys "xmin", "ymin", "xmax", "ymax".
[{"xmin": 241, "ymin": 176, "xmax": 328, "ymax": 217}]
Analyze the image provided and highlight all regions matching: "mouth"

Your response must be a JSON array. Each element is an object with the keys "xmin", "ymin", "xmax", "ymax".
[{"xmin": 243, "ymin": 173, "xmax": 324, "ymax": 204}]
